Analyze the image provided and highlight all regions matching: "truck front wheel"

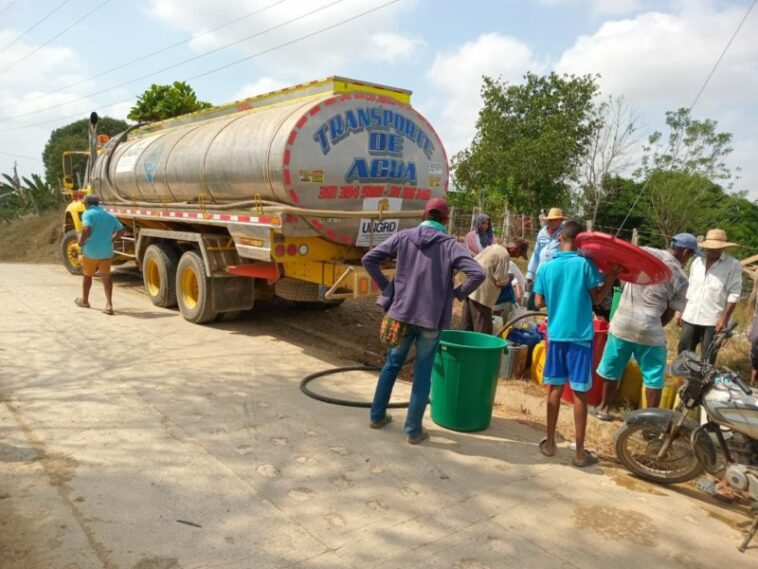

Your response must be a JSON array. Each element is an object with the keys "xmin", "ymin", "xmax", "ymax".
[
  {"xmin": 61, "ymin": 230, "xmax": 82, "ymax": 275},
  {"xmin": 143, "ymin": 243, "xmax": 179, "ymax": 308},
  {"xmin": 176, "ymin": 251, "xmax": 217, "ymax": 324}
]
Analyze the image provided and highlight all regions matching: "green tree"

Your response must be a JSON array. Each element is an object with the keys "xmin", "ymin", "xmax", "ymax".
[
  {"xmin": 0, "ymin": 171, "xmax": 59, "ymax": 219},
  {"xmin": 643, "ymin": 170, "xmax": 719, "ymax": 245},
  {"xmin": 597, "ymin": 172, "xmax": 758, "ymax": 256},
  {"xmin": 592, "ymin": 175, "xmax": 647, "ymax": 236},
  {"xmin": 42, "ymin": 116, "xmax": 130, "ymax": 189},
  {"xmin": 452, "ymin": 72, "xmax": 601, "ymax": 215},
  {"xmin": 128, "ymin": 81, "xmax": 212, "ymax": 123},
  {"xmin": 638, "ymin": 107, "xmax": 734, "ymax": 184}
]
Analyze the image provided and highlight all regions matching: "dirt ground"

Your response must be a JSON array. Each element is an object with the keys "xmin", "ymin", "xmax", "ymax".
[
  {"xmin": 2, "ymin": 262, "xmax": 756, "ymax": 568},
  {"xmin": 0, "ymin": 208, "xmax": 63, "ymax": 264}
]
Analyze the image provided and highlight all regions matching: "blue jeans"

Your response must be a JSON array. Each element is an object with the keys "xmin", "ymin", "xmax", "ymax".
[{"xmin": 370, "ymin": 325, "xmax": 442, "ymax": 438}]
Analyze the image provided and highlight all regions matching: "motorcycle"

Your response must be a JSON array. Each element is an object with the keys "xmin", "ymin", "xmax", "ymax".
[{"xmin": 614, "ymin": 323, "xmax": 758, "ymax": 553}]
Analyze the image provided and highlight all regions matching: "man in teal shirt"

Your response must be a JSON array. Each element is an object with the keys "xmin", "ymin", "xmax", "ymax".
[
  {"xmin": 75, "ymin": 195, "xmax": 125, "ymax": 315},
  {"xmin": 534, "ymin": 220, "xmax": 619, "ymax": 467}
]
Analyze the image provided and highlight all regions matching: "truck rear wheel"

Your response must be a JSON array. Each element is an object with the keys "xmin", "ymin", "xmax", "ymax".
[
  {"xmin": 176, "ymin": 251, "xmax": 217, "ymax": 324},
  {"xmin": 143, "ymin": 243, "xmax": 179, "ymax": 308},
  {"xmin": 61, "ymin": 230, "xmax": 82, "ymax": 275}
]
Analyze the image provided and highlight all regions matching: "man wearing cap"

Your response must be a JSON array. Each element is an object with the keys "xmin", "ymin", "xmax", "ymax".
[
  {"xmin": 75, "ymin": 194, "xmax": 125, "ymax": 315},
  {"xmin": 678, "ymin": 229, "xmax": 742, "ymax": 363},
  {"xmin": 526, "ymin": 207, "xmax": 565, "ymax": 285},
  {"xmin": 595, "ymin": 234, "xmax": 700, "ymax": 419},
  {"xmin": 362, "ymin": 198, "xmax": 485, "ymax": 445}
]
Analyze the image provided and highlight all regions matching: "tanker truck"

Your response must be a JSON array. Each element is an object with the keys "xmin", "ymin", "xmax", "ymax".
[{"xmin": 60, "ymin": 77, "xmax": 449, "ymax": 323}]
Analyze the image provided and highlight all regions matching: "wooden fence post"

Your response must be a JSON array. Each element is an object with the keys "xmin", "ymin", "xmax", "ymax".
[
  {"xmin": 586, "ymin": 219, "xmax": 593, "ymax": 232},
  {"xmin": 631, "ymin": 228, "xmax": 639, "ymax": 245},
  {"xmin": 502, "ymin": 209, "xmax": 511, "ymax": 241}
]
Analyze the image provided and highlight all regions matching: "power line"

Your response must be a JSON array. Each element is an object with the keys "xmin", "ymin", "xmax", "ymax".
[
  {"xmin": 0, "ymin": 1, "xmax": 18, "ymax": 19},
  {"xmin": 615, "ymin": 0, "xmax": 757, "ymax": 237},
  {"xmin": 0, "ymin": 0, "xmax": 288, "ymax": 113},
  {"xmin": 690, "ymin": 0, "xmax": 758, "ymax": 112},
  {"xmin": 0, "ymin": 0, "xmax": 115, "ymax": 75},
  {"xmin": 0, "ymin": 150, "xmax": 42, "ymax": 161},
  {"xmin": 0, "ymin": 0, "xmax": 343, "ymax": 122},
  {"xmin": 187, "ymin": 0, "xmax": 402, "ymax": 82},
  {"xmin": 0, "ymin": 0, "xmax": 403, "ymax": 134},
  {"xmin": 0, "ymin": 0, "xmax": 74, "ymax": 57}
]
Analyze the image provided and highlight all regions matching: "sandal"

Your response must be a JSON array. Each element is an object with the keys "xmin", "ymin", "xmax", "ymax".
[
  {"xmin": 538, "ymin": 438, "xmax": 556, "ymax": 457},
  {"xmin": 698, "ymin": 477, "xmax": 744, "ymax": 504},
  {"xmin": 572, "ymin": 452, "xmax": 598, "ymax": 468},
  {"xmin": 103, "ymin": 307, "xmax": 114, "ymax": 315},
  {"xmin": 590, "ymin": 407, "xmax": 613, "ymax": 421},
  {"xmin": 74, "ymin": 298, "xmax": 90, "ymax": 308}
]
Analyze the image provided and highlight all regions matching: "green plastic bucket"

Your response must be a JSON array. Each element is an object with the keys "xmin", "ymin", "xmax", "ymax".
[
  {"xmin": 431, "ymin": 330, "xmax": 508, "ymax": 432},
  {"xmin": 609, "ymin": 286, "xmax": 622, "ymax": 320}
]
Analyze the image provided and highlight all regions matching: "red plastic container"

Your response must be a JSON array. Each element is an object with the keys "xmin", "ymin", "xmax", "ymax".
[{"xmin": 559, "ymin": 319, "xmax": 609, "ymax": 405}]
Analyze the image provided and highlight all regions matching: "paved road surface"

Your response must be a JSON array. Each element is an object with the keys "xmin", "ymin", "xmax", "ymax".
[{"xmin": 0, "ymin": 263, "xmax": 755, "ymax": 569}]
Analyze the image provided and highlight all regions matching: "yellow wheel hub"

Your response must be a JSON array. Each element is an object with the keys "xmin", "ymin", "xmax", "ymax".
[
  {"xmin": 66, "ymin": 241, "xmax": 81, "ymax": 268},
  {"xmin": 181, "ymin": 266, "xmax": 199, "ymax": 309},
  {"xmin": 145, "ymin": 258, "xmax": 161, "ymax": 297}
]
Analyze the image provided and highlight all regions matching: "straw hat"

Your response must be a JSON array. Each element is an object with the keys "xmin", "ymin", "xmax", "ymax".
[
  {"xmin": 699, "ymin": 228, "xmax": 738, "ymax": 249},
  {"xmin": 545, "ymin": 207, "xmax": 567, "ymax": 220}
]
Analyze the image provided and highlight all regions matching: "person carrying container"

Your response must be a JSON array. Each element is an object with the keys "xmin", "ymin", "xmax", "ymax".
[
  {"xmin": 594, "ymin": 234, "xmax": 700, "ymax": 420},
  {"xmin": 533, "ymin": 220, "xmax": 620, "ymax": 467},
  {"xmin": 362, "ymin": 198, "xmax": 485, "ymax": 445},
  {"xmin": 465, "ymin": 213, "xmax": 494, "ymax": 256},
  {"xmin": 461, "ymin": 244, "xmax": 512, "ymax": 334}
]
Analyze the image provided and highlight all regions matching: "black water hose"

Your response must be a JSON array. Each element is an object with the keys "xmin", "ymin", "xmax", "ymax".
[
  {"xmin": 299, "ymin": 311, "xmax": 547, "ymax": 408},
  {"xmin": 499, "ymin": 311, "xmax": 547, "ymax": 336},
  {"xmin": 299, "ymin": 364, "xmax": 411, "ymax": 409}
]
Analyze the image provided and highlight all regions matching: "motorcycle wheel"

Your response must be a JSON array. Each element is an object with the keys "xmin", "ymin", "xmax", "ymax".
[{"xmin": 614, "ymin": 421, "xmax": 704, "ymax": 484}]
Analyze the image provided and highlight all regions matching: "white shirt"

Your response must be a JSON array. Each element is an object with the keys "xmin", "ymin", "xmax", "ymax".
[
  {"xmin": 509, "ymin": 261, "xmax": 526, "ymax": 302},
  {"xmin": 682, "ymin": 253, "xmax": 742, "ymax": 326},
  {"xmin": 610, "ymin": 249, "xmax": 688, "ymax": 346}
]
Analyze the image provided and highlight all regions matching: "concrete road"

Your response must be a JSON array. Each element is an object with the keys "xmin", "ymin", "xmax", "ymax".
[{"xmin": 0, "ymin": 263, "xmax": 755, "ymax": 569}]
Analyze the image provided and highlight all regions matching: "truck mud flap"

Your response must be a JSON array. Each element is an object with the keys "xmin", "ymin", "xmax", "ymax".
[{"xmin": 211, "ymin": 277, "xmax": 254, "ymax": 313}]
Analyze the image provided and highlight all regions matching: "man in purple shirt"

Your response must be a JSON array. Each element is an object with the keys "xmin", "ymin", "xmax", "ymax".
[{"xmin": 362, "ymin": 198, "xmax": 485, "ymax": 444}]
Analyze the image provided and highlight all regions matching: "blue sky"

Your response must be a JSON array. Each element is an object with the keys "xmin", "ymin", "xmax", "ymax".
[{"xmin": 1, "ymin": 0, "xmax": 756, "ymax": 199}]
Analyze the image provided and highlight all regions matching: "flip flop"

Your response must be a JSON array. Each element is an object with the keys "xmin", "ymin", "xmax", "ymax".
[
  {"xmin": 698, "ymin": 478, "xmax": 744, "ymax": 504},
  {"xmin": 595, "ymin": 411, "xmax": 613, "ymax": 422},
  {"xmin": 538, "ymin": 438, "xmax": 556, "ymax": 457},
  {"xmin": 74, "ymin": 298, "xmax": 90, "ymax": 308},
  {"xmin": 572, "ymin": 452, "xmax": 599, "ymax": 468},
  {"xmin": 103, "ymin": 307, "xmax": 114, "ymax": 315}
]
